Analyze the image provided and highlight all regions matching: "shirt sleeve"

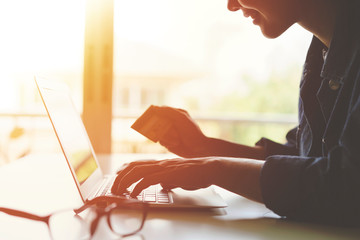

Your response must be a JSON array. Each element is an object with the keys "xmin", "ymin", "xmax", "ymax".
[
  {"xmin": 256, "ymin": 127, "xmax": 299, "ymax": 157},
  {"xmin": 260, "ymin": 105, "xmax": 360, "ymax": 226}
]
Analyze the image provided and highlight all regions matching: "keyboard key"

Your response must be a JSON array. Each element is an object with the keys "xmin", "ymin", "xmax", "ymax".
[
  {"xmin": 125, "ymin": 184, "xmax": 171, "ymax": 203},
  {"xmin": 157, "ymin": 198, "xmax": 170, "ymax": 203},
  {"xmin": 144, "ymin": 196, "xmax": 156, "ymax": 202}
]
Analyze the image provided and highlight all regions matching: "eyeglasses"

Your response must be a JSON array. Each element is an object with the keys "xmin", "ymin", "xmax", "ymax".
[
  {"xmin": 75, "ymin": 196, "xmax": 148, "ymax": 238},
  {"xmin": 0, "ymin": 196, "xmax": 148, "ymax": 240}
]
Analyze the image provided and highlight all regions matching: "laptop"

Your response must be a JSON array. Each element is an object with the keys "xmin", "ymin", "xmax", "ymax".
[{"xmin": 35, "ymin": 76, "xmax": 227, "ymax": 209}]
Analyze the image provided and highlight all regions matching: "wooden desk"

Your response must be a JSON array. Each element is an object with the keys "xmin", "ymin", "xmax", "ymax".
[{"xmin": 0, "ymin": 154, "xmax": 359, "ymax": 240}]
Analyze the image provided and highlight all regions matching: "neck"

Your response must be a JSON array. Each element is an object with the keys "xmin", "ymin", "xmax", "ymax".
[{"xmin": 298, "ymin": 1, "xmax": 339, "ymax": 48}]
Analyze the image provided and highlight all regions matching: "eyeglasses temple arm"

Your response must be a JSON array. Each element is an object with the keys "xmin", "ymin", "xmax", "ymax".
[
  {"xmin": 0, "ymin": 207, "xmax": 50, "ymax": 222},
  {"xmin": 73, "ymin": 204, "xmax": 89, "ymax": 215}
]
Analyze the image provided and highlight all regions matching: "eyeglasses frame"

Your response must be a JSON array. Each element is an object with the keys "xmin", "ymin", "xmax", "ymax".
[
  {"xmin": 0, "ymin": 196, "xmax": 148, "ymax": 239},
  {"xmin": 74, "ymin": 196, "xmax": 149, "ymax": 238}
]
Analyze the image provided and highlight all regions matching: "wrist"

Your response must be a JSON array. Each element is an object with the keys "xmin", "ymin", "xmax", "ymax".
[
  {"xmin": 201, "ymin": 137, "xmax": 223, "ymax": 156},
  {"xmin": 191, "ymin": 136, "xmax": 213, "ymax": 157},
  {"xmin": 213, "ymin": 158, "xmax": 264, "ymax": 203}
]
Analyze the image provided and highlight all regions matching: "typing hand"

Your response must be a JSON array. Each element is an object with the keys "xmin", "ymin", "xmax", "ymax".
[{"xmin": 111, "ymin": 158, "xmax": 219, "ymax": 197}]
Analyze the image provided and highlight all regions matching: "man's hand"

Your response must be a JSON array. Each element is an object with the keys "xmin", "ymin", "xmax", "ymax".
[
  {"xmin": 111, "ymin": 157, "xmax": 264, "ymax": 203},
  {"xmin": 153, "ymin": 106, "xmax": 210, "ymax": 157},
  {"xmin": 145, "ymin": 106, "xmax": 266, "ymax": 159},
  {"xmin": 111, "ymin": 158, "xmax": 216, "ymax": 197}
]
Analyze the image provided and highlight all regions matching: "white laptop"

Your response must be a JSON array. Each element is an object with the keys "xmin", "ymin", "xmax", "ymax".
[{"xmin": 35, "ymin": 76, "xmax": 227, "ymax": 209}]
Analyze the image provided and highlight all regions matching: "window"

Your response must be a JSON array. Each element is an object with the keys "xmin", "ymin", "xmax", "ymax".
[
  {"xmin": 112, "ymin": 0, "xmax": 312, "ymax": 153},
  {"xmin": 0, "ymin": 0, "xmax": 312, "ymax": 163},
  {"xmin": 0, "ymin": 0, "xmax": 86, "ymax": 164}
]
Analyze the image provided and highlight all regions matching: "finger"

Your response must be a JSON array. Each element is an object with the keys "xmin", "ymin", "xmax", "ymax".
[
  {"xmin": 112, "ymin": 162, "xmax": 138, "ymax": 193},
  {"xmin": 130, "ymin": 172, "xmax": 169, "ymax": 197},
  {"xmin": 159, "ymin": 139, "xmax": 181, "ymax": 153},
  {"xmin": 114, "ymin": 158, "xmax": 185, "ymax": 192},
  {"xmin": 116, "ymin": 160, "xmax": 158, "ymax": 182},
  {"xmin": 111, "ymin": 160, "xmax": 158, "ymax": 193},
  {"xmin": 155, "ymin": 106, "xmax": 189, "ymax": 123},
  {"xmin": 180, "ymin": 185, "xmax": 204, "ymax": 191},
  {"xmin": 115, "ymin": 162, "xmax": 132, "ymax": 174},
  {"xmin": 160, "ymin": 183, "xmax": 177, "ymax": 190},
  {"xmin": 114, "ymin": 164, "xmax": 165, "ymax": 194},
  {"xmin": 158, "ymin": 128, "xmax": 181, "ymax": 153},
  {"xmin": 156, "ymin": 106, "xmax": 204, "ymax": 136},
  {"xmin": 130, "ymin": 162, "xmax": 202, "ymax": 197},
  {"xmin": 115, "ymin": 159, "xmax": 184, "ymax": 193},
  {"xmin": 130, "ymin": 168, "xmax": 202, "ymax": 197},
  {"xmin": 159, "ymin": 182, "xmax": 201, "ymax": 191},
  {"xmin": 175, "ymin": 108, "xmax": 190, "ymax": 117},
  {"xmin": 159, "ymin": 127, "xmax": 180, "ymax": 145},
  {"xmin": 112, "ymin": 159, "xmax": 199, "ymax": 194}
]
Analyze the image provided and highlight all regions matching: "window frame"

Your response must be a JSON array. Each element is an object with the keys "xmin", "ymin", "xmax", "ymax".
[{"xmin": 83, "ymin": 0, "xmax": 114, "ymax": 154}]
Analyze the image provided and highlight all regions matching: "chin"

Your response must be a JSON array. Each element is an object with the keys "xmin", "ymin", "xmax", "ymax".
[
  {"xmin": 259, "ymin": 22, "xmax": 291, "ymax": 39},
  {"xmin": 261, "ymin": 30, "xmax": 283, "ymax": 39}
]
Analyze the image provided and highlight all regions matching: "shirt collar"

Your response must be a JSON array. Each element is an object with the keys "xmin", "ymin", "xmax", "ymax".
[{"xmin": 320, "ymin": 3, "xmax": 359, "ymax": 83}]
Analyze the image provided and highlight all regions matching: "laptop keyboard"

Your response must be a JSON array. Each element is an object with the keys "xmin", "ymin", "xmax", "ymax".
[
  {"xmin": 97, "ymin": 177, "xmax": 171, "ymax": 204},
  {"xmin": 128, "ymin": 184, "xmax": 171, "ymax": 203}
]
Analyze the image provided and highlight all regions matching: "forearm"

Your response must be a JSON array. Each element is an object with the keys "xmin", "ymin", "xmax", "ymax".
[
  {"xmin": 202, "ymin": 137, "xmax": 266, "ymax": 160},
  {"xmin": 213, "ymin": 158, "xmax": 264, "ymax": 203}
]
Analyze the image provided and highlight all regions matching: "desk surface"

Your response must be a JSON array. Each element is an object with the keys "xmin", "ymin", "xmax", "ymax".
[{"xmin": 0, "ymin": 153, "xmax": 359, "ymax": 240}]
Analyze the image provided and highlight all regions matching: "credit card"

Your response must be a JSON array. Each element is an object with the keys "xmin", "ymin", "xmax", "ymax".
[{"xmin": 131, "ymin": 105, "xmax": 172, "ymax": 142}]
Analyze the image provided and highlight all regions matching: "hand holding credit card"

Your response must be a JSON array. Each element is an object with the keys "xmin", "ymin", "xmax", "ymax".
[{"xmin": 131, "ymin": 105, "xmax": 172, "ymax": 142}]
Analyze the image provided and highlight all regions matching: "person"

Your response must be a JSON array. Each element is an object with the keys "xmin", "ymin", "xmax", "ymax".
[{"xmin": 112, "ymin": 0, "xmax": 360, "ymax": 225}]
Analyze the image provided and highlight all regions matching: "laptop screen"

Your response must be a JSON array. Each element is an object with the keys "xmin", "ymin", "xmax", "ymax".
[{"xmin": 41, "ymin": 87, "xmax": 98, "ymax": 185}]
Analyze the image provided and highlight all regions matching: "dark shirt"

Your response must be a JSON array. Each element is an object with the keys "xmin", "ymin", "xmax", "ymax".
[{"xmin": 257, "ymin": 2, "xmax": 360, "ymax": 225}]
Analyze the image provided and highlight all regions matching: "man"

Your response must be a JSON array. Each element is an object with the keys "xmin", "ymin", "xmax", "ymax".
[{"xmin": 112, "ymin": 0, "xmax": 360, "ymax": 225}]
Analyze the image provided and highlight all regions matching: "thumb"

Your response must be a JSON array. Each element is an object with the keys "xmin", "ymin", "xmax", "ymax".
[{"xmin": 160, "ymin": 183, "xmax": 177, "ymax": 191}]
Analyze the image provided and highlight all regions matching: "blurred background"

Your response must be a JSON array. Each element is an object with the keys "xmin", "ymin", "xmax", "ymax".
[{"xmin": 0, "ymin": 0, "xmax": 312, "ymax": 165}]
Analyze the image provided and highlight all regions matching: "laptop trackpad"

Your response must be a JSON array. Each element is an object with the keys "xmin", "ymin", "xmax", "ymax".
[{"xmin": 171, "ymin": 187, "xmax": 227, "ymax": 208}]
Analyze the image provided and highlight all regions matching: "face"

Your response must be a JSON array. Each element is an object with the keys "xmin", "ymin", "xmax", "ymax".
[{"xmin": 227, "ymin": 0, "xmax": 302, "ymax": 39}]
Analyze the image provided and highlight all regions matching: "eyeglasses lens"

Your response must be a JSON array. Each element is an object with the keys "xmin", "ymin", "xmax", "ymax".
[
  {"xmin": 49, "ymin": 210, "xmax": 90, "ymax": 240},
  {"xmin": 108, "ymin": 207, "xmax": 144, "ymax": 236}
]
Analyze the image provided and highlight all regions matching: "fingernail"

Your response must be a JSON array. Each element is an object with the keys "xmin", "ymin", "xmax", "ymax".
[{"xmin": 130, "ymin": 191, "xmax": 138, "ymax": 198}]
